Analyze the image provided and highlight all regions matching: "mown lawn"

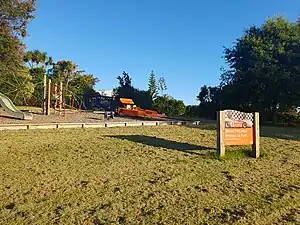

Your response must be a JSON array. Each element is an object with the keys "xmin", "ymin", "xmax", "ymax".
[{"xmin": 0, "ymin": 125, "xmax": 299, "ymax": 224}]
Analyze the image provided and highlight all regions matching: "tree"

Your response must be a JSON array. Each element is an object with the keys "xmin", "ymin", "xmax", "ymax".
[
  {"xmin": 185, "ymin": 105, "xmax": 200, "ymax": 117},
  {"xmin": 153, "ymin": 95, "xmax": 186, "ymax": 116},
  {"xmin": 117, "ymin": 71, "xmax": 132, "ymax": 88},
  {"xmin": 24, "ymin": 50, "xmax": 54, "ymax": 106},
  {"xmin": 0, "ymin": 0, "xmax": 36, "ymax": 104},
  {"xmin": 69, "ymin": 74, "xmax": 99, "ymax": 97},
  {"xmin": 148, "ymin": 70, "xmax": 158, "ymax": 99},
  {"xmin": 114, "ymin": 72, "xmax": 152, "ymax": 109},
  {"xmin": 221, "ymin": 16, "xmax": 300, "ymax": 123},
  {"xmin": 51, "ymin": 60, "xmax": 79, "ymax": 85},
  {"xmin": 197, "ymin": 85, "xmax": 222, "ymax": 119},
  {"xmin": 158, "ymin": 77, "xmax": 167, "ymax": 95}
]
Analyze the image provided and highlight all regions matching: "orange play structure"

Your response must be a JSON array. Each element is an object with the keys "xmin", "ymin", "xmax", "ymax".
[{"xmin": 118, "ymin": 98, "xmax": 165, "ymax": 118}]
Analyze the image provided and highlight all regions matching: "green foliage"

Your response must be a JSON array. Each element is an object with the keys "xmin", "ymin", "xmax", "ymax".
[
  {"xmin": 51, "ymin": 60, "xmax": 79, "ymax": 85},
  {"xmin": 114, "ymin": 71, "xmax": 152, "ymax": 109},
  {"xmin": 153, "ymin": 95, "xmax": 186, "ymax": 116},
  {"xmin": 196, "ymin": 85, "xmax": 222, "ymax": 119},
  {"xmin": 185, "ymin": 105, "xmax": 200, "ymax": 117},
  {"xmin": 0, "ymin": 0, "xmax": 36, "ymax": 104},
  {"xmin": 50, "ymin": 60, "xmax": 97, "ymax": 105},
  {"xmin": 197, "ymin": 16, "xmax": 300, "ymax": 123},
  {"xmin": 117, "ymin": 71, "xmax": 132, "ymax": 88},
  {"xmin": 222, "ymin": 16, "xmax": 300, "ymax": 123},
  {"xmin": 158, "ymin": 77, "xmax": 167, "ymax": 95},
  {"xmin": 0, "ymin": 70, "xmax": 35, "ymax": 105},
  {"xmin": 69, "ymin": 74, "xmax": 99, "ymax": 97},
  {"xmin": 0, "ymin": 0, "xmax": 36, "ymax": 38},
  {"xmin": 148, "ymin": 70, "xmax": 158, "ymax": 99},
  {"xmin": 24, "ymin": 50, "xmax": 52, "ymax": 106}
]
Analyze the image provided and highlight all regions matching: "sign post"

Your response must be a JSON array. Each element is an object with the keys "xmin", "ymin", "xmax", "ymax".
[{"xmin": 217, "ymin": 110, "xmax": 260, "ymax": 158}]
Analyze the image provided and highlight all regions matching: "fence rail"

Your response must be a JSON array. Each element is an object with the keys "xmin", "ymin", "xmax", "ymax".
[{"xmin": 0, "ymin": 121, "xmax": 201, "ymax": 131}]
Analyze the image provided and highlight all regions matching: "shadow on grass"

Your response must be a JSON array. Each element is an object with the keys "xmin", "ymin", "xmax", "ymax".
[
  {"xmin": 108, "ymin": 135, "xmax": 216, "ymax": 156},
  {"xmin": 185, "ymin": 122, "xmax": 300, "ymax": 141},
  {"xmin": 260, "ymin": 126, "xmax": 300, "ymax": 141}
]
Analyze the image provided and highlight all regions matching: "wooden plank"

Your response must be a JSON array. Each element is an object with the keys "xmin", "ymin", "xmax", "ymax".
[
  {"xmin": 105, "ymin": 122, "xmax": 126, "ymax": 128},
  {"xmin": 57, "ymin": 123, "xmax": 84, "ymax": 129},
  {"xmin": 125, "ymin": 122, "xmax": 143, "ymax": 127},
  {"xmin": 217, "ymin": 111, "xmax": 225, "ymax": 157},
  {"xmin": 29, "ymin": 124, "xmax": 57, "ymax": 130},
  {"xmin": 0, "ymin": 125, "xmax": 28, "ymax": 130},
  {"xmin": 0, "ymin": 120, "xmax": 203, "ymax": 132},
  {"xmin": 143, "ymin": 121, "xmax": 159, "ymax": 126},
  {"xmin": 84, "ymin": 123, "xmax": 106, "ymax": 128},
  {"xmin": 47, "ymin": 79, "xmax": 51, "ymax": 116},
  {"xmin": 252, "ymin": 112, "xmax": 260, "ymax": 158}
]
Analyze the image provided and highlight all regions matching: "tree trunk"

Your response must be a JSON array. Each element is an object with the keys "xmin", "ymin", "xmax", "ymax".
[{"xmin": 271, "ymin": 102, "xmax": 278, "ymax": 124}]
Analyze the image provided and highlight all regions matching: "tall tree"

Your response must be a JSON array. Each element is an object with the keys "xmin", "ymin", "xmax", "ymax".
[
  {"xmin": 114, "ymin": 72, "xmax": 152, "ymax": 109},
  {"xmin": 158, "ymin": 77, "xmax": 167, "ymax": 95},
  {"xmin": 69, "ymin": 74, "xmax": 99, "ymax": 97},
  {"xmin": 153, "ymin": 95, "xmax": 186, "ymax": 116},
  {"xmin": 222, "ymin": 16, "xmax": 300, "ymax": 123},
  {"xmin": 24, "ymin": 50, "xmax": 54, "ymax": 106},
  {"xmin": 148, "ymin": 70, "xmax": 158, "ymax": 99},
  {"xmin": 0, "ymin": 0, "xmax": 36, "ymax": 104},
  {"xmin": 117, "ymin": 71, "xmax": 132, "ymax": 88}
]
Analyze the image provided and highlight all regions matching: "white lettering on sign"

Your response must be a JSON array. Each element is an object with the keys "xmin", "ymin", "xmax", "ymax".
[
  {"xmin": 225, "ymin": 129, "xmax": 248, "ymax": 134},
  {"xmin": 225, "ymin": 128, "xmax": 249, "ymax": 140}
]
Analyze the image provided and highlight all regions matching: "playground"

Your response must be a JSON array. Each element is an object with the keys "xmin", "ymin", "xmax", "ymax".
[
  {"xmin": 0, "ymin": 76, "xmax": 169, "ymax": 126},
  {"xmin": 2, "ymin": 2, "xmax": 300, "ymax": 224},
  {"xmin": 0, "ymin": 109, "xmax": 144, "ymax": 125},
  {"xmin": 0, "ymin": 125, "xmax": 299, "ymax": 224}
]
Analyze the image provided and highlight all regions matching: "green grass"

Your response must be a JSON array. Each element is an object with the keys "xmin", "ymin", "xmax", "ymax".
[{"xmin": 0, "ymin": 125, "xmax": 299, "ymax": 224}]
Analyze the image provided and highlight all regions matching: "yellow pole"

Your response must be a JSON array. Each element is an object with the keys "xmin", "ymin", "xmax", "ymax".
[
  {"xmin": 47, "ymin": 79, "xmax": 51, "ymax": 116},
  {"xmin": 43, "ymin": 74, "xmax": 47, "ymax": 115},
  {"xmin": 53, "ymin": 83, "xmax": 57, "ymax": 113},
  {"xmin": 59, "ymin": 81, "xmax": 63, "ymax": 115}
]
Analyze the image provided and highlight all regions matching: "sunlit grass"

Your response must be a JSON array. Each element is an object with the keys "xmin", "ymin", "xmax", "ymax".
[{"xmin": 0, "ymin": 125, "xmax": 299, "ymax": 224}]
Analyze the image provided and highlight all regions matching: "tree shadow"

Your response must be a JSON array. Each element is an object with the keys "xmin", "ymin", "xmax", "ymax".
[
  {"xmin": 260, "ymin": 126, "xmax": 300, "ymax": 141},
  {"xmin": 184, "ymin": 123, "xmax": 217, "ymax": 131},
  {"xmin": 108, "ymin": 135, "xmax": 216, "ymax": 156},
  {"xmin": 185, "ymin": 122, "xmax": 300, "ymax": 141}
]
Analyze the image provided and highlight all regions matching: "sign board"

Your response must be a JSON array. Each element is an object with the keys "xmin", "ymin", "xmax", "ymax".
[{"xmin": 217, "ymin": 110, "xmax": 260, "ymax": 158}]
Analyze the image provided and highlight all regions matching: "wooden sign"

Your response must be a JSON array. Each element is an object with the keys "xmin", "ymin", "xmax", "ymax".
[{"xmin": 217, "ymin": 110, "xmax": 260, "ymax": 158}]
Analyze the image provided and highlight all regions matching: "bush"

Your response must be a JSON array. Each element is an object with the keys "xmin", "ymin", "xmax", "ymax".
[
  {"xmin": 153, "ymin": 95, "xmax": 185, "ymax": 116},
  {"xmin": 277, "ymin": 112, "xmax": 300, "ymax": 125}
]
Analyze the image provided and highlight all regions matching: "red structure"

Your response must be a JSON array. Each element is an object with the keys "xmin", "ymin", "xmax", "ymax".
[{"xmin": 118, "ymin": 98, "xmax": 165, "ymax": 118}]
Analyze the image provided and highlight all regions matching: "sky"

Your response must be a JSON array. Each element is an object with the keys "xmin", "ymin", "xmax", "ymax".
[{"xmin": 25, "ymin": 0, "xmax": 300, "ymax": 105}]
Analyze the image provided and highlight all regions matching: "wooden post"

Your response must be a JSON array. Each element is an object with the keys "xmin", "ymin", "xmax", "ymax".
[
  {"xmin": 71, "ymin": 96, "xmax": 74, "ymax": 109},
  {"xmin": 252, "ymin": 112, "xmax": 260, "ymax": 158},
  {"xmin": 43, "ymin": 74, "xmax": 47, "ymax": 115},
  {"xmin": 47, "ymin": 79, "xmax": 51, "ymax": 116},
  {"xmin": 53, "ymin": 83, "xmax": 57, "ymax": 113},
  {"xmin": 59, "ymin": 81, "xmax": 63, "ymax": 115},
  {"xmin": 217, "ymin": 111, "xmax": 225, "ymax": 157}
]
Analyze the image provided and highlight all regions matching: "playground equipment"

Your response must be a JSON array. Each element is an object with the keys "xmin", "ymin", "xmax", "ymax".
[
  {"xmin": 0, "ymin": 92, "xmax": 33, "ymax": 120},
  {"xmin": 118, "ymin": 98, "xmax": 165, "ymax": 118},
  {"xmin": 43, "ymin": 75, "xmax": 87, "ymax": 116}
]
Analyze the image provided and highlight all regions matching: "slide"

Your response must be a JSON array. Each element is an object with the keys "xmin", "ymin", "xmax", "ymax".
[{"xmin": 0, "ymin": 92, "xmax": 33, "ymax": 120}]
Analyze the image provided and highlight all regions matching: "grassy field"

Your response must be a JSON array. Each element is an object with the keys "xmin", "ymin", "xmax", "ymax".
[{"xmin": 0, "ymin": 125, "xmax": 299, "ymax": 224}]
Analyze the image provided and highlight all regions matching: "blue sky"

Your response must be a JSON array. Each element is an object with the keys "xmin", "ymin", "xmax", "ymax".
[{"xmin": 25, "ymin": 0, "xmax": 300, "ymax": 105}]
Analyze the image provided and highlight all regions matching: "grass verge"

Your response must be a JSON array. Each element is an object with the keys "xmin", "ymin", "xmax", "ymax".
[{"xmin": 0, "ymin": 125, "xmax": 299, "ymax": 224}]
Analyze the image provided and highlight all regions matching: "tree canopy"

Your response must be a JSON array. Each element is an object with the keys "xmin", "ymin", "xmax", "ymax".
[
  {"xmin": 148, "ymin": 70, "xmax": 158, "ymax": 99},
  {"xmin": 195, "ymin": 16, "xmax": 300, "ymax": 123},
  {"xmin": 114, "ymin": 71, "xmax": 152, "ymax": 109},
  {"xmin": 0, "ymin": 0, "xmax": 36, "ymax": 104},
  {"xmin": 153, "ymin": 95, "xmax": 186, "ymax": 117}
]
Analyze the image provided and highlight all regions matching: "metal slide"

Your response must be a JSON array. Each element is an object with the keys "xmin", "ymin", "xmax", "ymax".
[{"xmin": 0, "ymin": 92, "xmax": 33, "ymax": 120}]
